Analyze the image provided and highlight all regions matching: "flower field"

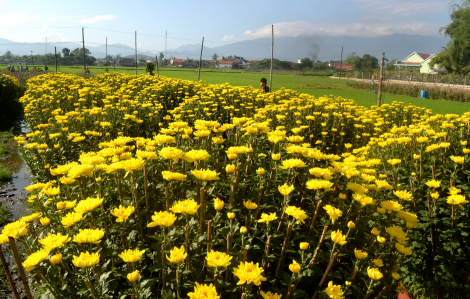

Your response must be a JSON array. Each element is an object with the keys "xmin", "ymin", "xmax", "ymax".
[{"xmin": 0, "ymin": 72, "xmax": 469, "ymax": 298}]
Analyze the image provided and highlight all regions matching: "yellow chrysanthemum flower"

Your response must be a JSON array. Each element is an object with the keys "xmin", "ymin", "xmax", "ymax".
[
  {"xmin": 278, "ymin": 158, "xmax": 307, "ymax": 169},
  {"xmin": 447, "ymin": 194, "xmax": 468, "ymax": 205},
  {"xmin": 243, "ymin": 200, "xmax": 258, "ymax": 210},
  {"xmin": 162, "ymin": 171, "xmax": 187, "ymax": 181},
  {"xmin": 367, "ymin": 267, "xmax": 383, "ymax": 280},
  {"xmin": 232, "ymin": 261, "xmax": 267, "ymax": 286},
  {"xmin": 323, "ymin": 205, "xmax": 343, "ymax": 224},
  {"xmin": 380, "ymin": 200, "xmax": 403, "ymax": 213},
  {"xmin": 22, "ymin": 249, "xmax": 50, "ymax": 272},
  {"xmin": 110, "ymin": 205, "xmax": 135, "ymax": 222},
  {"xmin": 72, "ymin": 251, "xmax": 100, "ymax": 268},
  {"xmin": 38, "ymin": 233, "xmax": 71, "ymax": 250},
  {"xmin": 159, "ymin": 147, "xmax": 185, "ymax": 163},
  {"xmin": 426, "ymin": 180, "xmax": 441, "ymax": 188},
  {"xmin": 191, "ymin": 169, "xmax": 219, "ymax": 181},
  {"xmin": 170, "ymin": 199, "xmax": 200, "ymax": 215},
  {"xmin": 331, "ymin": 230, "xmax": 347, "ymax": 246},
  {"xmin": 21, "ymin": 213, "xmax": 41, "ymax": 223},
  {"xmin": 354, "ymin": 248, "xmax": 368, "ymax": 259},
  {"xmin": 260, "ymin": 291, "xmax": 282, "ymax": 299},
  {"xmin": 166, "ymin": 245, "xmax": 187, "ymax": 264},
  {"xmin": 188, "ymin": 283, "xmax": 219, "ymax": 299},
  {"xmin": 206, "ymin": 250, "xmax": 232, "ymax": 268},
  {"xmin": 395, "ymin": 243, "xmax": 413, "ymax": 255},
  {"xmin": 325, "ymin": 281, "xmax": 344, "ymax": 299},
  {"xmin": 393, "ymin": 190, "xmax": 413, "ymax": 201},
  {"xmin": 73, "ymin": 229, "xmax": 104, "ymax": 244},
  {"xmin": 74, "ymin": 197, "xmax": 103, "ymax": 214},
  {"xmin": 258, "ymin": 213, "xmax": 277, "ymax": 223},
  {"xmin": 214, "ymin": 198, "xmax": 224, "ymax": 210},
  {"xmin": 118, "ymin": 249, "xmax": 146, "ymax": 263},
  {"xmin": 147, "ymin": 211, "xmax": 177, "ymax": 227},
  {"xmin": 385, "ymin": 225, "xmax": 408, "ymax": 244},
  {"xmin": 61, "ymin": 212, "xmax": 86, "ymax": 228}
]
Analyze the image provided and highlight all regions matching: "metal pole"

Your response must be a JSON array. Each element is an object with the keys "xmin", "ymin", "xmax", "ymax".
[
  {"xmin": 156, "ymin": 55, "xmax": 159, "ymax": 76},
  {"xmin": 55, "ymin": 46, "xmax": 57, "ymax": 73},
  {"xmin": 82, "ymin": 27, "xmax": 86, "ymax": 70},
  {"xmin": 269, "ymin": 24, "xmax": 273, "ymax": 92},
  {"xmin": 339, "ymin": 46, "xmax": 343, "ymax": 79},
  {"xmin": 198, "ymin": 37, "xmax": 204, "ymax": 81},
  {"xmin": 135, "ymin": 31, "xmax": 138, "ymax": 75},
  {"xmin": 377, "ymin": 52, "xmax": 385, "ymax": 107}
]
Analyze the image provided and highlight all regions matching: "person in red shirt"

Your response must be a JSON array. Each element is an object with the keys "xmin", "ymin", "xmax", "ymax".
[{"xmin": 260, "ymin": 78, "xmax": 270, "ymax": 93}]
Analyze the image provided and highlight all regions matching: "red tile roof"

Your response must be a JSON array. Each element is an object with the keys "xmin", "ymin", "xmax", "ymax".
[
  {"xmin": 329, "ymin": 62, "xmax": 352, "ymax": 70},
  {"xmin": 172, "ymin": 59, "xmax": 184, "ymax": 63},
  {"xmin": 417, "ymin": 53, "xmax": 432, "ymax": 60},
  {"xmin": 219, "ymin": 61, "xmax": 234, "ymax": 64}
]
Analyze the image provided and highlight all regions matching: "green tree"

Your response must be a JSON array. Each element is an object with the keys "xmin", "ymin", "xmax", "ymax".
[
  {"xmin": 159, "ymin": 52, "xmax": 164, "ymax": 63},
  {"xmin": 386, "ymin": 59, "xmax": 397, "ymax": 71},
  {"xmin": 212, "ymin": 53, "xmax": 219, "ymax": 61},
  {"xmin": 344, "ymin": 52, "xmax": 360, "ymax": 68},
  {"xmin": 299, "ymin": 57, "xmax": 313, "ymax": 69},
  {"xmin": 62, "ymin": 48, "xmax": 70, "ymax": 57}
]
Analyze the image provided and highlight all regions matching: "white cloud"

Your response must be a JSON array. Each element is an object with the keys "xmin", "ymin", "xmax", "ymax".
[
  {"xmin": 352, "ymin": 0, "xmax": 448, "ymax": 16},
  {"xmin": 0, "ymin": 12, "xmax": 39, "ymax": 27},
  {"xmin": 222, "ymin": 35, "xmax": 235, "ymax": 42},
  {"xmin": 79, "ymin": 14, "xmax": 117, "ymax": 24},
  {"xmin": 242, "ymin": 21, "xmax": 444, "ymax": 39}
]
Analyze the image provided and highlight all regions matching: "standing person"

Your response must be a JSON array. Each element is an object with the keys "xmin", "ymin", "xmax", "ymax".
[
  {"xmin": 260, "ymin": 78, "xmax": 270, "ymax": 93},
  {"xmin": 45, "ymin": 65, "xmax": 48, "ymax": 72},
  {"xmin": 26, "ymin": 65, "xmax": 29, "ymax": 71},
  {"xmin": 7, "ymin": 63, "xmax": 11, "ymax": 71},
  {"xmin": 19, "ymin": 63, "xmax": 23, "ymax": 72}
]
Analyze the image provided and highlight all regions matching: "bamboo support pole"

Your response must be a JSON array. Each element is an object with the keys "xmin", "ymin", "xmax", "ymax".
[
  {"xmin": 8, "ymin": 237, "xmax": 33, "ymax": 299},
  {"xmin": 0, "ymin": 246, "xmax": 20, "ymax": 299}
]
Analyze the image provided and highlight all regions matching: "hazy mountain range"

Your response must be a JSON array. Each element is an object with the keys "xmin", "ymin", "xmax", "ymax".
[{"xmin": 0, "ymin": 34, "xmax": 449, "ymax": 62}]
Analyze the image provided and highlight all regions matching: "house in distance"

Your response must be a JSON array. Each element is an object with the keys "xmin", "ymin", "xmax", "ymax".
[{"xmin": 394, "ymin": 52, "xmax": 439, "ymax": 74}]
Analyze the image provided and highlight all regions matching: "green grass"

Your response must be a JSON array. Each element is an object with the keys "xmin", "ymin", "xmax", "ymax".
[
  {"xmin": 0, "ymin": 165, "xmax": 12, "ymax": 182},
  {"xmin": 2, "ymin": 64, "xmax": 470, "ymax": 115}
]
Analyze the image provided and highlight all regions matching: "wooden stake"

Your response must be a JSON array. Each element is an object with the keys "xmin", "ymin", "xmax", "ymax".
[
  {"xmin": 54, "ymin": 46, "xmax": 57, "ymax": 73},
  {"xmin": 198, "ymin": 37, "xmax": 204, "ymax": 81},
  {"xmin": 269, "ymin": 25, "xmax": 274, "ymax": 92},
  {"xmin": 319, "ymin": 252, "xmax": 337, "ymax": 287},
  {"xmin": 156, "ymin": 55, "xmax": 160, "ymax": 76},
  {"xmin": 377, "ymin": 52, "xmax": 385, "ymax": 107},
  {"xmin": 339, "ymin": 46, "xmax": 343, "ymax": 79},
  {"xmin": 0, "ymin": 246, "xmax": 20, "ymax": 299},
  {"xmin": 207, "ymin": 220, "xmax": 212, "ymax": 253},
  {"xmin": 200, "ymin": 187, "xmax": 205, "ymax": 235},
  {"xmin": 135, "ymin": 31, "xmax": 138, "ymax": 75},
  {"xmin": 8, "ymin": 237, "xmax": 33, "ymax": 299},
  {"xmin": 275, "ymin": 223, "xmax": 292, "ymax": 277}
]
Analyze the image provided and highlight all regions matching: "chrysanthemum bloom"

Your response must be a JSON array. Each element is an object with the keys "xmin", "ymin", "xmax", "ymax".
[
  {"xmin": 227, "ymin": 154, "xmax": 238, "ymax": 160},
  {"xmin": 387, "ymin": 159, "xmax": 401, "ymax": 165},
  {"xmin": 73, "ymin": 229, "xmax": 105, "ymax": 244},
  {"xmin": 159, "ymin": 147, "xmax": 185, "ymax": 163},
  {"xmin": 191, "ymin": 169, "xmax": 219, "ymax": 181},
  {"xmin": 430, "ymin": 192, "xmax": 439, "ymax": 199},
  {"xmin": 347, "ymin": 221, "xmax": 355, "ymax": 228},
  {"xmin": 214, "ymin": 198, "xmax": 224, "ymax": 210},
  {"xmin": 40, "ymin": 217, "xmax": 50, "ymax": 226},
  {"xmin": 61, "ymin": 212, "xmax": 86, "ymax": 228},
  {"xmin": 278, "ymin": 183, "xmax": 295, "ymax": 196},
  {"xmin": 256, "ymin": 167, "xmax": 265, "ymax": 175},
  {"xmin": 232, "ymin": 261, "xmax": 267, "ymax": 286},
  {"xmin": 44, "ymin": 187, "xmax": 60, "ymax": 196},
  {"xmin": 22, "ymin": 249, "xmax": 50, "ymax": 271},
  {"xmin": 367, "ymin": 267, "xmax": 383, "ymax": 280},
  {"xmin": 396, "ymin": 211, "xmax": 418, "ymax": 223},
  {"xmin": 188, "ymin": 283, "xmax": 219, "ymax": 299},
  {"xmin": 285, "ymin": 206, "xmax": 308, "ymax": 224},
  {"xmin": 226, "ymin": 146, "xmax": 250, "ymax": 155},
  {"xmin": 354, "ymin": 248, "xmax": 368, "ymax": 259},
  {"xmin": 279, "ymin": 158, "xmax": 307, "ymax": 169},
  {"xmin": 323, "ymin": 205, "xmax": 343, "ymax": 224},
  {"xmin": 170, "ymin": 199, "xmax": 200, "ymax": 215},
  {"xmin": 339, "ymin": 193, "xmax": 347, "ymax": 199},
  {"xmin": 25, "ymin": 183, "xmax": 46, "ymax": 192},
  {"xmin": 306, "ymin": 179, "xmax": 334, "ymax": 190},
  {"xmin": 373, "ymin": 259, "xmax": 384, "ymax": 267},
  {"xmin": 166, "ymin": 245, "xmax": 187, "ymax": 264},
  {"xmin": 127, "ymin": 270, "xmax": 139, "ymax": 282},
  {"xmin": 371, "ymin": 227, "xmax": 381, "ymax": 235},
  {"xmin": 212, "ymin": 136, "xmax": 225, "ymax": 145},
  {"xmin": 331, "ymin": 230, "xmax": 347, "ymax": 245},
  {"xmin": 450, "ymin": 156, "xmax": 466, "ymax": 164},
  {"xmin": 393, "ymin": 190, "xmax": 413, "ymax": 201},
  {"xmin": 325, "ymin": 281, "xmax": 344, "ymax": 299},
  {"xmin": 119, "ymin": 249, "xmax": 146, "ymax": 263},
  {"xmin": 392, "ymin": 272, "xmax": 401, "ymax": 280},
  {"xmin": 347, "ymin": 183, "xmax": 368, "ymax": 194},
  {"xmin": 272, "ymin": 153, "xmax": 281, "ymax": 160},
  {"xmin": 72, "ymin": 251, "xmax": 100, "ymax": 268},
  {"xmin": 74, "ymin": 197, "xmax": 103, "ymax": 214},
  {"xmin": 375, "ymin": 180, "xmax": 393, "ymax": 190},
  {"xmin": 380, "ymin": 200, "xmax": 403, "ymax": 213},
  {"xmin": 243, "ymin": 200, "xmax": 258, "ymax": 210},
  {"xmin": 227, "ymin": 212, "xmax": 235, "ymax": 219},
  {"xmin": 395, "ymin": 243, "xmax": 412, "ymax": 255},
  {"xmin": 289, "ymin": 260, "xmax": 301, "ymax": 273},
  {"xmin": 49, "ymin": 253, "xmax": 62, "ymax": 264},
  {"xmin": 240, "ymin": 226, "xmax": 248, "ymax": 234},
  {"xmin": 184, "ymin": 150, "xmax": 211, "ymax": 163},
  {"xmin": 377, "ymin": 207, "xmax": 386, "ymax": 214},
  {"xmin": 309, "ymin": 167, "xmax": 334, "ymax": 180},
  {"xmin": 258, "ymin": 213, "xmax": 277, "ymax": 223},
  {"xmin": 226, "ymin": 164, "xmax": 235, "ymax": 173},
  {"xmin": 377, "ymin": 236, "xmax": 386, "ymax": 243},
  {"xmin": 426, "ymin": 180, "xmax": 441, "ymax": 188},
  {"xmin": 206, "ymin": 250, "xmax": 232, "ymax": 268},
  {"xmin": 110, "ymin": 205, "xmax": 135, "ymax": 222},
  {"xmin": 162, "ymin": 171, "xmax": 187, "ymax": 181},
  {"xmin": 147, "ymin": 211, "xmax": 177, "ymax": 227},
  {"xmin": 385, "ymin": 225, "xmax": 408, "ymax": 244},
  {"xmin": 298, "ymin": 242, "xmax": 309, "ymax": 250},
  {"xmin": 39, "ymin": 233, "xmax": 71, "ymax": 250},
  {"xmin": 21, "ymin": 213, "xmax": 41, "ymax": 223},
  {"xmin": 260, "ymin": 291, "xmax": 282, "ymax": 299},
  {"xmin": 447, "ymin": 194, "xmax": 469, "ymax": 205}
]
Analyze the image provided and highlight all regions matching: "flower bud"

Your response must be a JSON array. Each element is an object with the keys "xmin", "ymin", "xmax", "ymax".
[
  {"xmin": 347, "ymin": 221, "xmax": 355, "ymax": 228},
  {"xmin": 240, "ymin": 226, "xmax": 247, "ymax": 234},
  {"xmin": 377, "ymin": 207, "xmax": 386, "ymax": 215},
  {"xmin": 339, "ymin": 193, "xmax": 347, "ymax": 199},
  {"xmin": 289, "ymin": 260, "xmax": 301, "ymax": 273},
  {"xmin": 50, "ymin": 253, "xmax": 62, "ymax": 264},
  {"xmin": 272, "ymin": 153, "xmax": 281, "ymax": 161},
  {"xmin": 227, "ymin": 212, "xmax": 235, "ymax": 219},
  {"xmin": 95, "ymin": 177, "xmax": 102, "ymax": 182},
  {"xmin": 127, "ymin": 270, "xmax": 139, "ymax": 282},
  {"xmin": 256, "ymin": 167, "xmax": 265, "ymax": 175},
  {"xmin": 377, "ymin": 236, "xmax": 386, "ymax": 244},
  {"xmin": 226, "ymin": 164, "xmax": 235, "ymax": 173},
  {"xmin": 40, "ymin": 217, "xmax": 51, "ymax": 226},
  {"xmin": 392, "ymin": 272, "xmax": 401, "ymax": 280},
  {"xmin": 299, "ymin": 242, "xmax": 309, "ymax": 250},
  {"xmin": 214, "ymin": 198, "xmax": 224, "ymax": 211}
]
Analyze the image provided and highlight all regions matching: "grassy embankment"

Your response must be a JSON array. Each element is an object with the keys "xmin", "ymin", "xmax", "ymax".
[{"xmin": 1, "ymin": 64, "xmax": 470, "ymax": 115}]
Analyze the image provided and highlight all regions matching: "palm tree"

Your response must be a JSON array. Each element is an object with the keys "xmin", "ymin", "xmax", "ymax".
[{"xmin": 429, "ymin": 39, "xmax": 470, "ymax": 75}]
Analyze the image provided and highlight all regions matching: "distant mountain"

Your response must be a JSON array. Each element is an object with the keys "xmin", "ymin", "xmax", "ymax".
[{"xmin": 0, "ymin": 34, "xmax": 449, "ymax": 62}]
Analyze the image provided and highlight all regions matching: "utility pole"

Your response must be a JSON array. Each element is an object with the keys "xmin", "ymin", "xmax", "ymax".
[
  {"xmin": 156, "ymin": 55, "xmax": 159, "ymax": 76},
  {"xmin": 339, "ymin": 46, "xmax": 343, "ymax": 80},
  {"xmin": 198, "ymin": 37, "xmax": 204, "ymax": 81},
  {"xmin": 46, "ymin": 37, "xmax": 47, "ymax": 54},
  {"xmin": 31, "ymin": 51, "xmax": 34, "ymax": 68},
  {"xmin": 106, "ymin": 37, "xmax": 108, "ymax": 72},
  {"xmin": 135, "ymin": 31, "xmax": 138, "ymax": 75},
  {"xmin": 377, "ymin": 52, "xmax": 385, "ymax": 107},
  {"xmin": 82, "ymin": 27, "xmax": 86, "ymax": 70},
  {"xmin": 165, "ymin": 30, "xmax": 167, "ymax": 67},
  {"xmin": 269, "ymin": 24, "xmax": 273, "ymax": 92},
  {"xmin": 55, "ymin": 46, "xmax": 57, "ymax": 73}
]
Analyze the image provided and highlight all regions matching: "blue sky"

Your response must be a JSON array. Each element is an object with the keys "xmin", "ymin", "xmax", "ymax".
[{"xmin": 0, "ymin": 0, "xmax": 453, "ymax": 52}]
